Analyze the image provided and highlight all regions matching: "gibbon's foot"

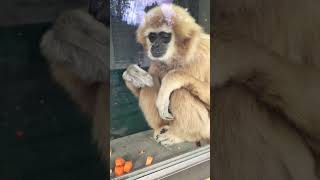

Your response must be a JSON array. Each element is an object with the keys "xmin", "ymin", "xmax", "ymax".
[
  {"xmin": 153, "ymin": 126, "xmax": 183, "ymax": 146},
  {"xmin": 122, "ymin": 64, "xmax": 153, "ymax": 88},
  {"xmin": 196, "ymin": 141, "xmax": 201, "ymax": 147},
  {"xmin": 156, "ymin": 92, "xmax": 174, "ymax": 121}
]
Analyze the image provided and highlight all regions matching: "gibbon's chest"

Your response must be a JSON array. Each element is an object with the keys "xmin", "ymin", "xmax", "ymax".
[{"xmin": 149, "ymin": 61, "xmax": 208, "ymax": 81}]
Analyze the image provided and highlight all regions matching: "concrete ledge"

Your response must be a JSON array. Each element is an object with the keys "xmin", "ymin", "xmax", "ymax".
[{"xmin": 110, "ymin": 130, "xmax": 209, "ymax": 179}]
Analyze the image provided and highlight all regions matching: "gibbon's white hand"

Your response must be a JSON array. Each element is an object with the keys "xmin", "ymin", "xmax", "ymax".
[
  {"xmin": 122, "ymin": 64, "xmax": 154, "ymax": 88},
  {"xmin": 156, "ymin": 84, "xmax": 174, "ymax": 121}
]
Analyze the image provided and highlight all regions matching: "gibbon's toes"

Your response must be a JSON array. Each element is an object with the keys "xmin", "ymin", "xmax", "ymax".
[
  {"xmin": 153, "ymin": 126, "xmax": 183, "ymax": 146},
  {"xmin": 153, "ymin": 125, "xmax": 170, "ymax": 140}
]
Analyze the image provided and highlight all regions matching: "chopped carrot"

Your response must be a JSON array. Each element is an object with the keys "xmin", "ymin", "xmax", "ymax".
[
  {"xmin": 123, "ymin": 161, "xmax": 133, "ymax": 173},
  {"xmin": 114, "ymin": 165, "xmax": 124, "ymax": 176},
  {"xmin": 115, "ymin": 157, "xmax": 125, "ymax": 166},
  {"xmin": 145, "ymin": 156, "xmax": 153, "ymax": 166}
]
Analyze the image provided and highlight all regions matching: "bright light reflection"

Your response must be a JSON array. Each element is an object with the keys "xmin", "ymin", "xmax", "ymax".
[{"xmin": 121, "ymin": 0, "xmax": 174, "ymax": 26}]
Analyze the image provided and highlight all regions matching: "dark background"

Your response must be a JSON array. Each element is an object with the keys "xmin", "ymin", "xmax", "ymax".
[{"xmin": 0, "ymin": 0, "xmax": 106, "ymax": 179}]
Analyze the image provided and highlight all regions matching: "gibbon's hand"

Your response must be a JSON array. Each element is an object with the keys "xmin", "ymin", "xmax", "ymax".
[
  {"xmin": 156, "ymin": 93, "xmax": 174, "ymax": 121},
  {"xmin": 122, "ymin": 64, "xmax": 154, "ymax": 88},
  {"xmin": 156, "ymin": 74, "xmax": 177, "ymax": 121}
]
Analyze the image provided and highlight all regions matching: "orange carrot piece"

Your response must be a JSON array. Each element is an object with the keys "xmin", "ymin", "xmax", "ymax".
[
  {"xmin": 114, "ymin": 165, "xmax": 124, "ymax": 176},
  {"xmin": 145, "ymin": 156, "xmax": 153, "ymax": 166},
  {"xmin": 115, "ymin": 157, "xmax": 125, "ymax": 166},
  {"xmin": 123, "ymin": 161, "xmax": 133, "ymax": 173}
]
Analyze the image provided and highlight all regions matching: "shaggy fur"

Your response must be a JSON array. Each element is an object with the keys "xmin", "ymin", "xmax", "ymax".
[
  {"xmin": 40, "ymin": 9, "xmax": 109, "ymax": 161},
  {"xmin": 124, "ymin": 4, "xmax": 210, "ymax": 145},
  {"xmin": 214, "ymin": 0, "xmax": 320, "ymax": 179}
]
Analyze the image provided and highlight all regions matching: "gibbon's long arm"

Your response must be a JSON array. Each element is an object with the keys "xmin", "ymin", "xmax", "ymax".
[
  {"xmin": 215, "ymin": 38, "xmax": 320, "ymax": 139},
  {"xmin": 162, "ymin": 71, "xmax": 210, "ymax": 107},
  {"xmin": 156, "ymin": 70, "xmax": 210, "ymax": 120},
  {"xmin": 40, "ymin": 9, "xmax": 109, "ymax": 83}
]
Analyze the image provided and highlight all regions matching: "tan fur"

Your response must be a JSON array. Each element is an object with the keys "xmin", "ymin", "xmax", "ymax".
[
  {"xmin": 40, "ymin": 9, "xmax": 108, "ymax": 162},
  {"xmin": 214, "ymin": 0, "xmax": 320, "ymax": 179},
  {"xmin": 124, "ymin": 4, "xmax": 210, "ymax": 144}
]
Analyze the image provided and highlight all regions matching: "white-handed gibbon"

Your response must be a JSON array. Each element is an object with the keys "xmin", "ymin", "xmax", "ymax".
[
  {"xmin": 122, "ymin": 4, "xmax": 210, "ymax": 146},
  {"xmin": 40, "ymin": 9, "xmax": 109, "ymax": 161},
  {"xmin": 214, "ymin": 0, "xmax": 320, "ymax": 179}
]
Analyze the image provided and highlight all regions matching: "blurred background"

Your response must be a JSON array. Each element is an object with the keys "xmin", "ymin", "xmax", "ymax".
[
  {"xmin": 110, "ymin": 0, "xmax": 210, "ymax": 140},
  {"xmin": 0, "ymin": 0, "xmax": 106, "ymax": 179}
]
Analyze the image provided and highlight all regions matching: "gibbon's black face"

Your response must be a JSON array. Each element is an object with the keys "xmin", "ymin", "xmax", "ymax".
[{"xmin": 148, "ymin": 31, "xmax": 172, "ymax": 58}]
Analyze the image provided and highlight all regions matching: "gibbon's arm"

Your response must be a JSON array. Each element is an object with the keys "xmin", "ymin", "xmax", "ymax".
[
  {"xmin": 40, "ymin": 9, "xmax": 109, "ymax": 83},
  {"xmin": 162, "ymin": 70, "xmax": 210, "ymax": 106},
  {"xmin": 156, "ymin": 70, "xmax": 210, "ymax": 120},
  {"xmin": 122, "ymin": 64, "xmax": 154, "ymax": 97},
  {"xmin": 215, "ymin": 38, "xmax": 320, "ymax": 139}
]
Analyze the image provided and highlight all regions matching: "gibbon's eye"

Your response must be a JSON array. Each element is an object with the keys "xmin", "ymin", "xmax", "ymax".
[
  {"xmin": 148, "ymin": 32, "xmax": 157, "ymax": 42},
  {"xmin": 159, "ymin": 32, "xmax": 172, "ymax": 43}
]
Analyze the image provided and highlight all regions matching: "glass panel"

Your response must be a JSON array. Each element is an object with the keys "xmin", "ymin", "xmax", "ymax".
[{"xmin": 110, "ymin": 0, "xmax": 210, "ymax": 179}]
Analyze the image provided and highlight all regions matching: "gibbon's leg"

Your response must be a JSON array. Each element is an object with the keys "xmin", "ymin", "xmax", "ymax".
[
  {"xmin": 215, "ymin": 38, "xmax": 320, "ymax": 140},
  {"xmin": 138, "ymin": 75, "xmax": 168, "ymax": 130},
  {"xmin": 122, "ymin": 64, "xmax": 166, "ymax": 130},
  {"xmin": 156, "ymin": 70, "xmax": 210, "ymax": 120},
  {"xmin": 213, "ymin": 84, "xmax": 318, "ymax": 180},
  {"xmin": 154, "ymin": 89, "xmax": 210, "ymax": 146}
]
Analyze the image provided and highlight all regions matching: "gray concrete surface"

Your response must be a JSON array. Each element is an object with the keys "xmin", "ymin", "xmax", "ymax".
[
  {"xmin": 110, "ymin": 130, "xmax": 208, "ymax": 179},
  {"xmin": 165, "ymin": 160, "xmax": 210, "ymax": 180}
]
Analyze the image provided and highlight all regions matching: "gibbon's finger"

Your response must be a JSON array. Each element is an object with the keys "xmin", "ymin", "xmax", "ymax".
[
  {"xmin": 159, "ymin": 108, "xmax": 174, "ymax": 121},
  {"xmin": 122, "ymin": 71, "xmax": 136, "ymax": 85},
  {"xmin": 154, "ymin": 128, "xmax": 183, "ymax": 146},
  {"xmin": 125, "ymin": 64, "xmax": 154, "ymax": 87},
  {"xmin": 142, "ymin": 74, "xmax": 154, "ymax": 87},
  {"xmin": 153, "ymin": 125, "xmax": 170, "ymax": 140},
  {"xmin": 123, "ymin": 70, "xmax": 144, "ymax": 87}
]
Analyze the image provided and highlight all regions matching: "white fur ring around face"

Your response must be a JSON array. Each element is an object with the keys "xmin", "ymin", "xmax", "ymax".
[{"xmin": 122, "ymin": 64, "xmax": 154, "ymax": 88}]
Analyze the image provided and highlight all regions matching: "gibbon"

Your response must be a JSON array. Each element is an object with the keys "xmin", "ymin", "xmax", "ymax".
[
  {"xmin": 123, "ymin": 4, "xmax": 210, "ymax": 146},
  {"xmin": 40, "ymin": 9, "xmax": 109, "ymax": 161},
  {"xmin": 214, "ymin": 0, "xmax": 320, "ymax": 179}
]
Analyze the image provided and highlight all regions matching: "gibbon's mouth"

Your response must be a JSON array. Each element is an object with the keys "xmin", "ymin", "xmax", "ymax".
[
  {"xmin": 151, "ymin": 51, "xmax": 164, "ymax": 58},
  {"xmin": 149, "ymin": 54, "xmax": 166, "ymax": 61},
  {"xmin": 149, "ymin": 51, "xmax": 166, "ymax": 61},
  {"xmin": 151, "ymin": 46, "xmax": 166, "ymax": 58}
]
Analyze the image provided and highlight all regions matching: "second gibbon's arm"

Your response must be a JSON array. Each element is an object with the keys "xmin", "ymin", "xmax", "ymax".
[{"xmin": 215, "ymin": 39, "xmax": 320, "ymax": 139}]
